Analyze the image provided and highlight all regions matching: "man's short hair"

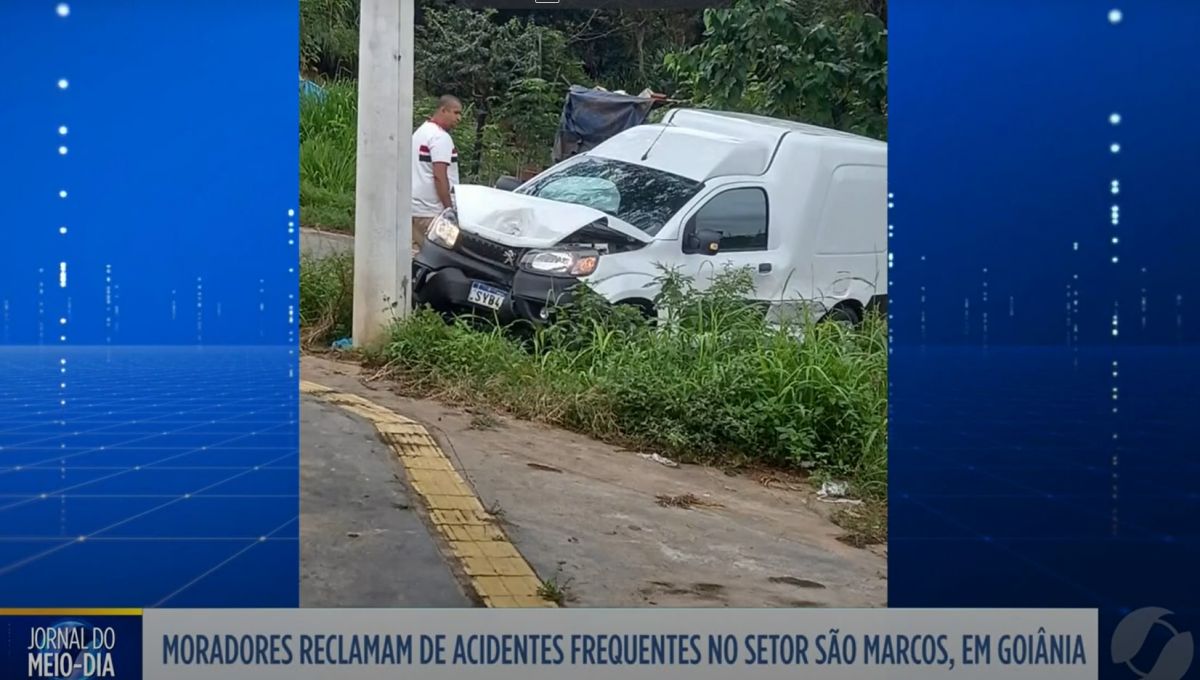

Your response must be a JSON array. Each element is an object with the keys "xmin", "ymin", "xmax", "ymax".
[{"xmin": 437, "ymin": 95, "xmax": 462, "ymax": 111}]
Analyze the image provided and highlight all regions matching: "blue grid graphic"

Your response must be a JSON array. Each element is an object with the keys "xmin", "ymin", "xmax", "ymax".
[
  {"xmin": 890, "ymin": 1, "xmax": 1199, "ymax": 673},
  {"xmin": 0, "ymin": 1, "xmax": 298, "ymax": 606}
]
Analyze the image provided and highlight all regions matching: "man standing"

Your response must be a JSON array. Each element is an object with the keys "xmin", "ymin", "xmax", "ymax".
[{"xmin": 411, "ymin": 95, "xmax": 463, "ymax": 252}]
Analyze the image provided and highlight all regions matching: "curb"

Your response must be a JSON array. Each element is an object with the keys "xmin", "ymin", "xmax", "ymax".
[{"xmin": 300, "ymin": 380, "xmax": 556, "ymax": 608}]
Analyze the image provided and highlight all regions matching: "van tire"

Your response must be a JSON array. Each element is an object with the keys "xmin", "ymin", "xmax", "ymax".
[
  {"xmin": 616, "ymin": 299, "xmax": 657, "ymax": 322},
  {"xmin": 823, "ymin": 304, "xmax": 861, "ymax": 327}
]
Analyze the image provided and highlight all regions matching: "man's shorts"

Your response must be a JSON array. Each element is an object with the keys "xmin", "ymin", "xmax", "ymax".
[{"xmin": 412, "ymin": 216, "xmax": 434, "ymax": 254}]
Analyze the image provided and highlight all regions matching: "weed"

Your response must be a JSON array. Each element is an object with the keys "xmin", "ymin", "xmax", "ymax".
[
  {"xmin": 298, "ymin": 252, "xmax": 354, "ymax": 348},
  {"xmin": 832, "ymin": 501, "xmax": 888, "ymax": 548},
  {"xmin": 468, "ymin": 412, "xmax": 501, "ymax": 430},
  {"xmin": 537, "ymin": 574, "xmax": 573, "ymax": 605}
]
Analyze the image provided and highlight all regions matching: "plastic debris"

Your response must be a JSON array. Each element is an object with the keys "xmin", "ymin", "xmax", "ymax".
[
  {"xmin": 818, "ymin": 480, "xmax": 862, "ymax": 504},
  {"xmin": 331, "ymin": 337, "xmax": 353, "ymax": 350},
  {"xmin": 639, "ymin": 453, "xmax": 679, "ymax": 468}
]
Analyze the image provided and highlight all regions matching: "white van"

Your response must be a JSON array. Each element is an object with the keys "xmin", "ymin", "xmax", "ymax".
[{"xmin": 412, "ymin": 109, "xmax": 887, "ymax": 326}]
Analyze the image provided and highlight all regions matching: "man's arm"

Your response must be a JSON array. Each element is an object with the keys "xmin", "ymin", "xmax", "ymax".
[{"xmin": 432, "ymin": 162, "xmax": 453, "ymax": 211}]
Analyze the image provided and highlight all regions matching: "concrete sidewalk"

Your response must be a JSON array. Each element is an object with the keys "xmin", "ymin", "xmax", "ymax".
[
  {"xmin": 301, "ymin": 355, "xmax": 887, "ymax": 608},
  {"xmin": 300, "ymin": 396, "xmax": 473, "ymax": 607}
]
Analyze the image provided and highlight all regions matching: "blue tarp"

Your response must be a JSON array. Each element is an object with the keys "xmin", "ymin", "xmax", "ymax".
[
  {"xmin": 552, "ymin": 85, "xmax": 656, "ymax": 163},
  {"xmin": 300, "ymin": 76, "xmax": 326, "ymax": 101}
]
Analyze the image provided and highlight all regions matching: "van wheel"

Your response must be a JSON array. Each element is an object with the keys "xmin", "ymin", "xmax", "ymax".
[
  {"xmin": 616, "ymin": 300, "xmax": 657, "ymax": 323},
  {"xmin": 823, "ymin": 305, "xmax": 861, "ymax": 328}
]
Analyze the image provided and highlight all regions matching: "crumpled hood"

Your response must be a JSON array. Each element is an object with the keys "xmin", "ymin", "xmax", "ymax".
[{"xmin": 451, "ymin": 184, "xmax": 650, "ymax": 248}]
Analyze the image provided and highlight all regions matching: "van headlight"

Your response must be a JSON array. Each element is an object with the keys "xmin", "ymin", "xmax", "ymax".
[
  {"xmin": 519, "ymin": 249, "xmax": 600, "ymax": 277},
  {"xmin": 426, "ymin": 210, "xmax": 460, "ymax": 249}
]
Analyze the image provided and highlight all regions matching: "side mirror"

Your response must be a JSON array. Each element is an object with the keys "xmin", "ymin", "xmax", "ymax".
[
  {"xmin": 687, "ymin": 228, "xmax": 722, "ymax": 256},
  {"xmin": 494, "ymin": 175, "xmax": 521, "ymax": 192}
]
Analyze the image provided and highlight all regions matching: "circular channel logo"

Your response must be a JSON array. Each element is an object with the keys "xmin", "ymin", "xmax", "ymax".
[{"xmin": 1111, "ymin": 607, "xmax": 1194, "ymax": 680}]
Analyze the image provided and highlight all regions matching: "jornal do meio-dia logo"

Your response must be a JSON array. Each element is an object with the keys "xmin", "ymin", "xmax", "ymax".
[
  {"xmin": 26, "ymin": 619, "xmax": 117, "ymax": 679},
  {"xmin": 1112, "ymin": 607, "xmax": 1194, "ymax": 680}
]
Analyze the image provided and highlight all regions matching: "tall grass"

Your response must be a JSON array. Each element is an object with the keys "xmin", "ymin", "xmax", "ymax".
[
  {"xmin": 298, "ymin": 257, "xmax": 888, "ymax": 498},
  {"xmin": 299, "ymin": 253, "xmax": 354, "ymax": 347},
  {"xmin": 300, "ymin": 81, "xmax": 526, "ymax": 232}
]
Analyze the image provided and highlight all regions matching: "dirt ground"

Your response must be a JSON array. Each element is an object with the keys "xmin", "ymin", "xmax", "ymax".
[{"xmin": 301, "ymin": 354, "xmax": 887, "ymax": 608}]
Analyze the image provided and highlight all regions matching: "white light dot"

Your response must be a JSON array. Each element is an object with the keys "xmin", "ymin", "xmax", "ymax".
[
  {"xmin": 287, "ymin": 209, "xmax": 295, "ymax": 217},
  {"xmin": 57, "ymin": 79, "xmax": 69, "ymax": 90},
  {"xmin": 59, "ymin": 227, "xmax": 67, "ymax": 234},
  {"xmin": 1073, "ymin": 242, "xmax": 1079, "ymax": 251},
  {"xmin": 58, "ymin": 126, "xmax": 68, "ymax": 135},
  {"xmin": 58, "ymin": 190, "xmax": 68, "ymax": 199},
  {"xmin": 58, "ymin": 146, "xmax": 68, "ymax": 155},
  {"xmin": 56, "ymin": 3, "xmax": 70, "ymax": 17},
  {"xmin": 59, "ymin": 317, "xmax": 66, "ymax": 325},
  {"xmin": 1112, "ymin": 256, "xmax": 1120, "ymax": 263},
  {"xmin": 1110, "ymin": 113, "xmax": 1122, "ymax": 125},
  {"xmin": 1112, "ymin": 237, "xmax": 1119, "ymax": 244},
  {"xmin": 1110, "ymin": 143, "xmax": 1121, "ymax": 154},
  {"xmin": 1108, "ymin": 9, "xmax": 1123, "ymax": 24}
]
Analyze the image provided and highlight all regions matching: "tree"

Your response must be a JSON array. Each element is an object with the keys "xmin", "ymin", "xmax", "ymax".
[
  {"xmin": 415, "ymin": 8, "xmax": 585, "ymax": 179},
  {"xmin": 665, "ymin": 0, "xmax": 887, "ymax": 139},
  {"xmin": 299, "ymin": 0, "xmax": 360, "ymax": 77}
]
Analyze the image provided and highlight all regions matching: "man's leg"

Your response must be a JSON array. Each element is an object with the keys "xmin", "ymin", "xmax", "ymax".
[{"xmin": 411, "ymin": 217, "xmax": 433, "ymax": 254}]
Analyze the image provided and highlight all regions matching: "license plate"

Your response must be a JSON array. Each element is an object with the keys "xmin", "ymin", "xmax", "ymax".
[{"xmin": 467, "ymin": 281, "xmax": 507, "ymax": 311}]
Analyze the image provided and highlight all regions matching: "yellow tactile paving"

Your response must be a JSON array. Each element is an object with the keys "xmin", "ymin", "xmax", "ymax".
[{"xmin": 302, "ymin": 380, "xmax": 556, "ymax": 608}]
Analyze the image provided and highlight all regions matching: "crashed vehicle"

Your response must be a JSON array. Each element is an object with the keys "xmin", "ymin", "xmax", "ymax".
[{"xmin": 412, "ymin": 109, "xmax": 888, "ymax": 326}]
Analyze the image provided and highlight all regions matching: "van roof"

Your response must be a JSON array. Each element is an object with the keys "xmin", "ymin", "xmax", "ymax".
[
  {"xmin": 586, "ymin": 108, "xmax": 884, "ymax": 181},
  {"xmin": 665, "ymin": 108, "xmax": 885, "ymax": 146}
]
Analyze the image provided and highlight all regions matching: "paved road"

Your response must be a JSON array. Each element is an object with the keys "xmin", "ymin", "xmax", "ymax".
[{"xmin": 300, "ymin": 396, "xmax": 473, "ymax": 607}]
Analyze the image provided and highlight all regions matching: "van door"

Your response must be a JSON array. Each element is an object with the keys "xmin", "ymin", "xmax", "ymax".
[
  {"xmin": 807, "ymin": 164, "xmax": 888, "ymax": 318},
  {"xmin": 674, "ymin": 184, "xmax": 783, "ymax": 306}
]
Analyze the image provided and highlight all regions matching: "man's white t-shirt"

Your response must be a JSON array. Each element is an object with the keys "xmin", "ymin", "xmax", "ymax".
[{"xmin": 411, "ymin": 120, "xmax": 459, "ymax": 217}]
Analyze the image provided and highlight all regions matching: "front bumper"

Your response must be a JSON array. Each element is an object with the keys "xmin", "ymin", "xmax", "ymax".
[{"xmin": 413, "ymin": 238, "xmax": 579, "ymax": 324}]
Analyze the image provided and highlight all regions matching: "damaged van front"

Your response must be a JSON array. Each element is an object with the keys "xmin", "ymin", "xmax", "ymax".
[{"xmin": 412, "ymin": 155, "xmax": 702, "ymax": 323}]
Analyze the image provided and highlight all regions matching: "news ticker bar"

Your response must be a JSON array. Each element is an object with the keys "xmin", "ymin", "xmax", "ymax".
[{"xmin": 3, "ymin": 608, "xmax": 1100, "ymax": 679}]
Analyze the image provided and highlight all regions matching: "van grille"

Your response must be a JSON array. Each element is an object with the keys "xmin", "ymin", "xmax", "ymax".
[{"xmin": 460, "ymin": 232, "xmax": 520, "ymax": 270}]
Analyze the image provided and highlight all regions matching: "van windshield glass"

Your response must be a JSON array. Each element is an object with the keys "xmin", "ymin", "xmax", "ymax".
[{"xmin": 516, "ymin": 157, "xmax": 702, "ymax": 235}]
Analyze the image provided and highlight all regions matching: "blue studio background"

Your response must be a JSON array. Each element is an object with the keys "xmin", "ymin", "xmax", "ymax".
[
  {"xmin": 0, "ymin": 2, "xmax": 298, "ymax": 606},
  {"xmin": 890, "ymin": 1, "xmax": 1198, "ymax": 675}
]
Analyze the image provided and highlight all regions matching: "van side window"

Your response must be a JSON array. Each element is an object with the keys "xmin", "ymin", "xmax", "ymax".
[{"xmin": 688, "ymin": 187, "xmax": 768, "ymax": 252}]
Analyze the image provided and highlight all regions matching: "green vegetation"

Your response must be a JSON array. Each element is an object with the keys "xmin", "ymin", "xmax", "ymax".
[
  {"xmin": 299, "ymin": 252, "xmax": 353, "ymax": 347},
  {"xmin": 298, "ymin": 0, "xmax": 887, "ymax": 232},
  {"xmin": 300, "ymin": 254, "xmax": 887, "ymax": 499},
  {"xmin": 298, "ymin": 1, "xmax": 889, "ymax": 516}
]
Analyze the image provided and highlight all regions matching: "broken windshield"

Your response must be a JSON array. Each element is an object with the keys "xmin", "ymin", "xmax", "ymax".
[{"xmin": 516, "ymin": 156, "xmax": 702, "ymax": 235}]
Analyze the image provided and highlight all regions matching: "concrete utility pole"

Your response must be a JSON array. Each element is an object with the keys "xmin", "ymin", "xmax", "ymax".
[{"xmin": 352, "ymin": 0, "xmax": 415, "ymax": 347}]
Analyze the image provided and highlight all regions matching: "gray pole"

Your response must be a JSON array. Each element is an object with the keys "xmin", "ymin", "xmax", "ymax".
[{"xmin": 352, "ymin": 0, "xmax": 415, "ymax": 347}]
